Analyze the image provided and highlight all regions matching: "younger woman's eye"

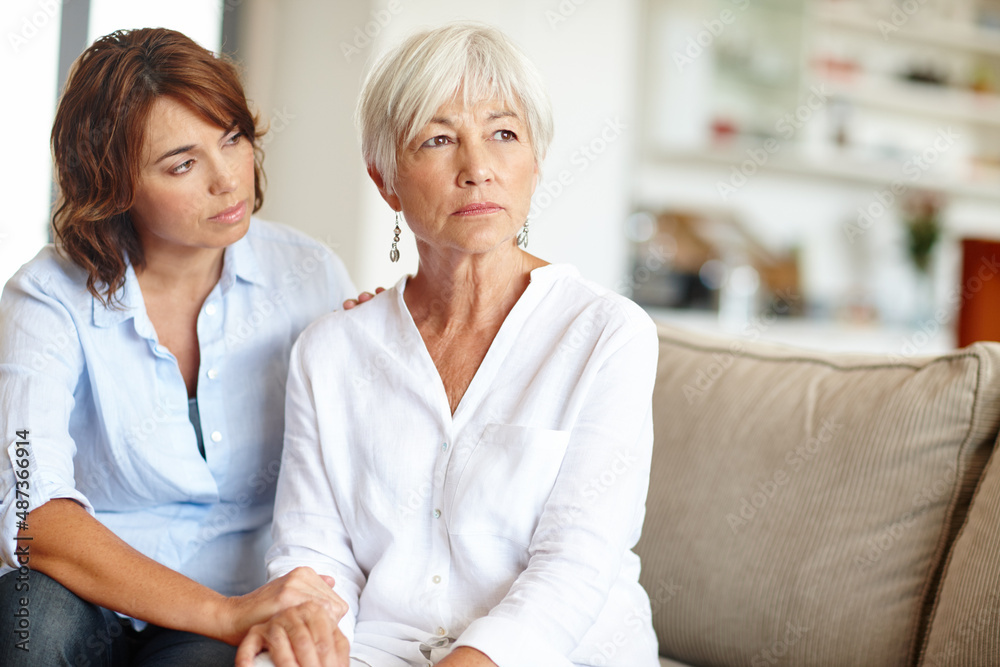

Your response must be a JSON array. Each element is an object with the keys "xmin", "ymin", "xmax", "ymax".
[
  {"xmin": 493, "ymin": 129, "xmax": 517, "ymax": 141},
  {"xmin": 422, "ymin": 135, "xmax": 451, "ymax": 148},
  {"xmin": 226, "ymin": 131, "xmax": 244, "ymax": 145},
  {"xmin": 171, "ymin": 160, "xmax": 194, "ymax": 175}
]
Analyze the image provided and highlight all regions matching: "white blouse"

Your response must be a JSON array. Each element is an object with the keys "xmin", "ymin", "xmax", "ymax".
[{"xmin": 267, "ymin": 264, "xmax": 660, "ymax": 667}]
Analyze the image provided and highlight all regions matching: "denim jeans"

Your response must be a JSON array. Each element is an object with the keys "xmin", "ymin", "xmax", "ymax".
[{"xmin": 0, "ymin": 569, "xmax": 237, "ymax": 666}]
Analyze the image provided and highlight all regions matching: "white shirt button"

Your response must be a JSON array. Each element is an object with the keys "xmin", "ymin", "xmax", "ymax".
[
  {"xmin": 207, "ymin": 368, "xmax": 218, "ymax": 380},
  {"xmin": 432, "ymin": 575, "xmax": 441, "ymax": 584},
  {"xmin": 433, "ymin": 509, "xmax": 441, "ymax": 519},
  {"xmin": 441, "ymin": 442, "xmax": 448, "ymax": 451},
  {"xmin": 205, "ymin": 304, "xmax": 217, "ymax": 316},
  {"xmin": 436, "ymin": 627, "xmax": 446, "ymax": 636},
  {"xmin": 211, "ymin": 431, "xmax": 222, "ymax": 442}
]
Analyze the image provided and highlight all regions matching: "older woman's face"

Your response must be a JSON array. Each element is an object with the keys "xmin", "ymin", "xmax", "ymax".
[{"xmin": 387, "ymin": 98, "xmax": 538, "ymax": 256}]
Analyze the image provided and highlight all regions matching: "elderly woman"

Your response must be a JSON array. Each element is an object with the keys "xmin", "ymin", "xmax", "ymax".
[
  {"xmin": 240, "ymin": 22, "xmax": 659, "ymax": 667},
  {"xmin": 0, "ymin": 28, "xmax": 353, "ymax": 665}
]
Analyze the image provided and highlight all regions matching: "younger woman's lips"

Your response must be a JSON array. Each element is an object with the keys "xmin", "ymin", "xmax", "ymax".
[{"xmin": 211, "ymin": 200, "xmax": 247, "ymax": 223}]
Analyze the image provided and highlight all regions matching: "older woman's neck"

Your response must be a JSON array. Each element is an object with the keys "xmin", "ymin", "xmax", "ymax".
[{"xmin": 406, "ymin": 244, "xmax": 546, "ymax": 329}]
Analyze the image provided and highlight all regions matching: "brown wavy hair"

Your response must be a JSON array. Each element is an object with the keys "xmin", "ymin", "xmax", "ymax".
[{"xmin": 51, "ymin": 27, "xmax": 265, "ymax": 307}]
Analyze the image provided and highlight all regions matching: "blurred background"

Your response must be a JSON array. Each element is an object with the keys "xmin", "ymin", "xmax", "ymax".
[{"xmin": 4, "ymin": 0, "xmax": 1000, "ymax": 353}]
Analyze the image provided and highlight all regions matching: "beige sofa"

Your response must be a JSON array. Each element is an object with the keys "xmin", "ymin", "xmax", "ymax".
[{"xmin": 636, "ymin": 323, "xmax": 1000, "ymax": 667}]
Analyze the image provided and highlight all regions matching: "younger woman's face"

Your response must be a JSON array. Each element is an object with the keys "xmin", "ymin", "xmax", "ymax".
[{"xmin": 129, "ymin": 96, "xmax": 255, "ymax": 260}]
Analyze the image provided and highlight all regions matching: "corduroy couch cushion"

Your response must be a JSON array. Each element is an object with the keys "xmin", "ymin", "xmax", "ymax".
[
  {"xmin": 920, "ymin": 435, "xmax": 1000, "ymax": 665},
  {"xmin": 636, "ymin": 323, "xmax": 1000, "ymax": 667}
]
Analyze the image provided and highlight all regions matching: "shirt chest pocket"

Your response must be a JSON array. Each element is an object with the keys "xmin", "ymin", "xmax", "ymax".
[{"xmin": 449, "ymin": 424, "xmax": 571, "ymax": 547}]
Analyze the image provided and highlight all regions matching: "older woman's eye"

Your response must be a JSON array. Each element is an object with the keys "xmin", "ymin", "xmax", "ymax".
[
  {"xmin": 493, "ymin": 129, "xmax": 517, "ymax": 141},
  {"xmin": 226, "ymin": 131, "xmax": 244, "ymax": 145},
  {"xmin": 422, "ymin": 135, "xmax": 451, "ymax": 148}
]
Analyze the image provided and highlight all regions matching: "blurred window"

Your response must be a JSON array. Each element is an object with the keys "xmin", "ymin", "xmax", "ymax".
[{"xmin": 1, "ymin": 1, "xmax": 223, "ymax": 289}]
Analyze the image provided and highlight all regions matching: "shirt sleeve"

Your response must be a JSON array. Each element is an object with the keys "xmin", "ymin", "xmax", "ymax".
[
  {"xmin": 0, "ymin": 270, "xmax": 94, "ymax": 568},
  {"xmin": 266, "ymin": 332, "xmax": 367, "ymax": 644},
  {"xmin": 451, "ymin": 313, "xmax": 659, "ymax": 666}
]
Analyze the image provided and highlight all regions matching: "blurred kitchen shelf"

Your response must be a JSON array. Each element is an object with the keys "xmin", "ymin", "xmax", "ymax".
[
  {"xmin": 647, "ymin": 307, "xmax": 955, "ymax": 355},
  {"xmin": 818, "ymin": 74, "xmax": 1000, "ymax": 129},
  {"xmin": 643, "ymin": 0, "xmax": 1000, "ymax": 196},
  {"xmin": 814, "ymin": 2, "xmax": 1000, "ymax": 58},
  {"xmin": 645, "ymin": 146, "xmax": 1000, "ymax": 203}
]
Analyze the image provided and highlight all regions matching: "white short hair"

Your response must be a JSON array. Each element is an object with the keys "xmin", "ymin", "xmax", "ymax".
[{"xmin": 356, "ymin": 22, "xmax": 554, "ymax": 194}]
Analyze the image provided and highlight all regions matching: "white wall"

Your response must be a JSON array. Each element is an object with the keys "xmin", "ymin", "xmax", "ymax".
[
  {"xmin": 242, "ymin": 0, "xmax": 642, "ymax": 293},
  {"xmin": 238, "ymin": 0, "xmax": 371, "ymax": 276}
]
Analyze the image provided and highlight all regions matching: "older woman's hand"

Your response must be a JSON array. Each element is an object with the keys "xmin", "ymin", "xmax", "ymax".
[{"xmin": 234, "ymin": 602, "xmax": 350, "ymax": 667}]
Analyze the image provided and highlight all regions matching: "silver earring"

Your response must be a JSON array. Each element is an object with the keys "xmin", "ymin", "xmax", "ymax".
[
  {"xmin": 390, "ymin": 212, "xmax": 402, "ymax": 263},
  {"xmin": 516, "ymin": 217, "xmax": 529, "ymax": 248}
]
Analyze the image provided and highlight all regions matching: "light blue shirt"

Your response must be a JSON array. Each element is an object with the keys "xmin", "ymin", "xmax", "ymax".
[{"xmin": 0, "ymin": 219, "xmax": 355, "ymax": 595}]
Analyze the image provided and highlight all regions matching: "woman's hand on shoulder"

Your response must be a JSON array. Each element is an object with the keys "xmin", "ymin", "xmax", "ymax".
[
  {"xmin": 217, "ymin": 566, "xmax": 347, "ymax": 645},
  {"xmin": 234, "ymin": 602, "xmax": 350, "ymax": 667},
  {"xmin": 342, "ymin": 287, "xmax": 385, "ymax": 310}
]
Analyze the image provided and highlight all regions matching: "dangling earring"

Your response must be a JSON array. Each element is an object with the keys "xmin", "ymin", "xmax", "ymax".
[
  {"xmin": 389, "ymin": 211, "xmax": 402, "ymax": 262},
  {"xmin": 516, "ymin": 217, "xmax": 530, "ymax": 249}
]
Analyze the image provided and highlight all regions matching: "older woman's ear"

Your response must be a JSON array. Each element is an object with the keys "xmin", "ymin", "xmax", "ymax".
[{"xmin": 367, "ymin": 165, "xmax": 401, "ymax": 211}]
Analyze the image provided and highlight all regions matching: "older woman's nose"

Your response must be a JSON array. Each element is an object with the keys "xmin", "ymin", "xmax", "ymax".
[{"xmin": 457, "ymin": 143, "xmax": 493, "ymax": 186}]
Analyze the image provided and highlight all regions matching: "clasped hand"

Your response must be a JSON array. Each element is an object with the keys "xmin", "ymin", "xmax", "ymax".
[{"xmin": 228, "ymin": 567, "xmax": 351, "ymax": 667}]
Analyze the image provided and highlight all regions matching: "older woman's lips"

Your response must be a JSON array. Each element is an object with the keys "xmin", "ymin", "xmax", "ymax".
[
  {"xmin": 453, "ymin": 203, "xmax": 502, "ymax": 216},
  {"xmin": 210, "ymin": 200, "xmax": 247, "ymax": 224}
]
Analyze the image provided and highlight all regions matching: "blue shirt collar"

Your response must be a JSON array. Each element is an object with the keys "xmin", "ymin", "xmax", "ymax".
[
  {"xmin": 219, "ymin": 225, "xmax": 268, "ymax": 292},
  {"xmin": 92, "ymin": 223, "xmax": 268, "ymax": 329}
]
